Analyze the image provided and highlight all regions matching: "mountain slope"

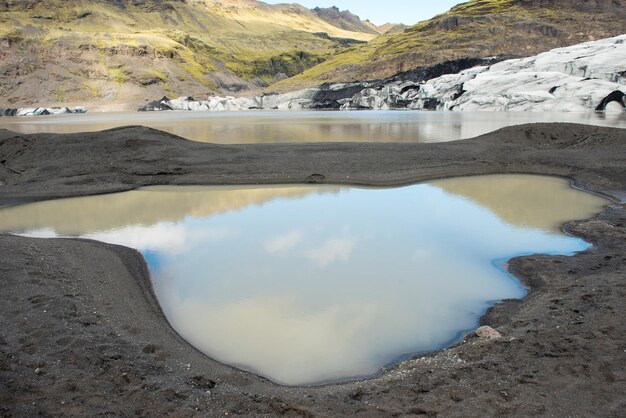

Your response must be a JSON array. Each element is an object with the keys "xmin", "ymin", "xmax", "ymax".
[
  {"xmin": 312, "ymin": 6, "xmax": 380, "ymax": 35},
  {"xmin": 0, "ymin": 0, "xmax": 377, "ymax": 108},
  {"xmin": 272, "ymin": 0, "xmax": 626, "ymax": 91},
  {"xmin": 377, "ymin": 23, "xmax": 409, "ymax": 34}
]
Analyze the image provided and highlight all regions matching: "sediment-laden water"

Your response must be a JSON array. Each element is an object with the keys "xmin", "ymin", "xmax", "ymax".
[{"xmin": 0, "ymin": 110, "xmax": 624, "ymax": 144}]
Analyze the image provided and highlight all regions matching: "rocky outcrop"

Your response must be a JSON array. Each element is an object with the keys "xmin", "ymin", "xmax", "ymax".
[
  {"xmin": 386, "ymin": 57, "xmax": 506, "ymax": 84},
  {"xmin": 0, "ymin": 106, "xmax": 87, "ymax": 117},
  {"xmin": 312, "ymin": 6, "xmax": 380, "ymax": 35}
]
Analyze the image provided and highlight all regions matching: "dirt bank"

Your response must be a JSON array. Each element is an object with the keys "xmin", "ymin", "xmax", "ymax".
[{"xmin": 0, "ymin": 123, "xmax": 625, "ymax": 416}]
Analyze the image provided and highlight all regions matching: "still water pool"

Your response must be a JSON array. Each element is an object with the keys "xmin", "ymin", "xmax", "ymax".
[{"xmin": 0, "ymin": 175, "xmax": 608, "ymax": 385}]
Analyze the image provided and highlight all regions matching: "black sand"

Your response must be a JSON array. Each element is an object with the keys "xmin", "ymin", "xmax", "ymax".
[{"xmin": 0, "ymin": 123, "xmax": 625, "ymax": 416}]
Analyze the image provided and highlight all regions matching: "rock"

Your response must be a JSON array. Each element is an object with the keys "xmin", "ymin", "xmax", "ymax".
[
  {"xmin": 388, "ymin": 57, "xmax": 504, "ymax": 84},
  {"xmin": 313, "ymin": 82, "xmax": 377, "ymax": 105},
  {"xmin": 476, "ymin": 326, "xmax": 502, "ymax": 340},
  {"xmin": 306, "ymin": 174, "xmax": 326, "ymax": 183}
]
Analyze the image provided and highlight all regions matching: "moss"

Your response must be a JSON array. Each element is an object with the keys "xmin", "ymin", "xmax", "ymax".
[
  {"xmin": 449, "ymin": 0, "xmax": 518, "ymax": 15},
  {"xmin": 109, "ymin": 67, "xmax": 126, "ymax": 86},
  {"xmin": 54, "ymin": 84, "xmax": 66, "ymax": 102},
  {"xmin": 0, "ymin": 0, "xmax": 365, "ymax": 92},
  {"xmin": 272, "ymin": 46, "xmax": 368, "ymax": 88},
  {"xmin": 107, "ymin": 67, "xmax": 126, "ymax": 98},
  {"xmin": 147, "ymin": 70, "xmax": 167, "ymax": 83},
  {"xmin": 82, "ymin": 81, "xmax": 99, "ymax": 98},
  {"xmin": 228, "ymin": 51, "xmax": 326, "ymax": 82}
]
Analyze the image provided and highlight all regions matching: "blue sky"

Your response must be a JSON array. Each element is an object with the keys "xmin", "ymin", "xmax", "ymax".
[{"xmin": 263, "ymin": 0, "xmax": 466, "ymax": 25}]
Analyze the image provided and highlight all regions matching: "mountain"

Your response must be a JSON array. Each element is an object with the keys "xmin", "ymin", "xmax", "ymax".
[
  {"xmin": 0, "ymin": 0, "xmax": 377, "ymax": 109},
  {"xmin": 312, "ymin": 6, "xmax": 381, "ymax": 35},
  {"xmin": 377, "ymin": 23, "xmax": 409, "ymax": 34},
  {"xmin": 309, "ymin": 7, "xmax": 404, "ymax": 36},
  {"xmin": 272, "ymin": 0, "xmax": 626, "ymax": 91}
]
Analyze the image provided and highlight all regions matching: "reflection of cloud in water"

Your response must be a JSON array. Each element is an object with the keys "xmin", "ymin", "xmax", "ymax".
[
  {"xmin": 22, "ymin": 224, "xmax": 238, "ymax": 253},
  {"xmin": 21, "ymin": 228, "xmax": 58, "ymax": 239},
  {"xmin": 264, "ymin": 230, "xmax": 303, "ymax": 255},
  {"xmin": 157, "ymin": 235, "xmax": 525, "ymax": 385},
  {"xmin": 163, "ymin": 291, "xmax": 479, "ymax": 386},
  {"xmin": 84, "ymin": 224, "xmax": 187, "ymax": 252},
  {"xmin": 306, "ymin": 236, "xmax": 358, "ymax": 267}
]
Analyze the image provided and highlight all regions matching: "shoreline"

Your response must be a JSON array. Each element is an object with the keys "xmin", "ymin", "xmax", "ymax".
[{"xmin": 1, "ymin": 123, "xmax": 625, "ymax": 415}]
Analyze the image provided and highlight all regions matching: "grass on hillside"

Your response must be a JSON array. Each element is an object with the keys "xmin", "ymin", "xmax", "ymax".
[{"xmin": 0, "ymin": 0, "xmax": 377, "ymax": 98}]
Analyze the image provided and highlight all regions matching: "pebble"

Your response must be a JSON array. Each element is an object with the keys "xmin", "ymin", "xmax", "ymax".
[{"xmin": 476, "ymin": 326, "xmax": 502, "ymax": 340}]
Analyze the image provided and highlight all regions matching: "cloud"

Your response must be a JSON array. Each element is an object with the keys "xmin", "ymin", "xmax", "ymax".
[
  {"xmin": 83, "ymin": 224, "xmax": 188, "ymax": 252},
  {"xmin": 21, "ymin": 224, "xmax": 188, "ymax": 251},
  {"xmin": 21, "ymin": 228, "xmax": 58, "ymax": 238},
  {"xmin": 263, "ymin": 230, "xmax": 303, "ymax": 255},
  {"xmin": 21, "ymin": 223, "xmax": 238, "ymax": 254},
  {"xmin": 306, "ymin": 237, "xmax": 357, "ymax": 267}
]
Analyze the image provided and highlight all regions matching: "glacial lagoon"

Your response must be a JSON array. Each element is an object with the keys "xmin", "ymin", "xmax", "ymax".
[
  {"xmin": 0, "ymin": 110, "xmax": 624, "ymax": 144},
  {"xmin": 0, "ymin": 175, "xmax": 609, "ymax": 385}
]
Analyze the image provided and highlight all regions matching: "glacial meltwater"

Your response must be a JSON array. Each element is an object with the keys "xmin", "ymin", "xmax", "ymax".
[
  {"xmin": 0, "ymin": 110, "xmax": 624, "ymax": 144},
  {"xmin": 0, "ymin": 175, "xmax": 609, "ymax": 385}
]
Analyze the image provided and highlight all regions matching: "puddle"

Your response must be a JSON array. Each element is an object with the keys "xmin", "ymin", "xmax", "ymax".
[{"xmin": 0, "ymin": 175, "xmax": 609, "ymax": 385}]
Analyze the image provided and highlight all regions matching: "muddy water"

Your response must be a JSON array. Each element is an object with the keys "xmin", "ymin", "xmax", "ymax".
[
  {"xmin": 0, "ymin": 110, "xmax": 624, "ymax": 144},
  {"xmin": 0, "ymin": 175, "xmax": 609, "ymax": 385}
]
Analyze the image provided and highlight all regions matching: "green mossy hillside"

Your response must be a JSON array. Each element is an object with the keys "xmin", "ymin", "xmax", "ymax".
[{"xmin": 0, "ymin": 0, "xmax": 377, "ymax": 107}]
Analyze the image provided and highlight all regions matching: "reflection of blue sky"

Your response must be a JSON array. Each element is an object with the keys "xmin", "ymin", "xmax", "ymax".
[
  {"xmin": 143, "ymin": 251, "xmax": 162, "ymax": 273},
  {"xmin": 11, "ymin": 181, "xmax": 593, "ymax": 386}
]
